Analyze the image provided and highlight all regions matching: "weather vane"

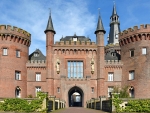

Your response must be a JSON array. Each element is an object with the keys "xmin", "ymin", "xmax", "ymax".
[
  {"xmin": 98, "ymin": 8, "xmax": 100, "ymax": 16},
  {"xmin": 113, "ymin": 1, "xmax": 115, "ymax": 4},
  {"xmin": 49, "ymin": 8, "xmax": 51, "ymax": 16}
]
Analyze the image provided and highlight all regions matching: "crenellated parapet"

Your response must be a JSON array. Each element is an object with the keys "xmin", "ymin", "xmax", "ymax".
[
  {"xmin": 26, "ymin": 60, "xmax": 46, "ymax": 68},
  {"xmin": 119, "ymin": 24, "xmax": 150, "ymax": 46},
  {"xmin": 105, "ymin": 60, "xmax": 123, "ymax": 68},
  {"xmin": 53, "ymin": 48, "xmax": 97, "ymax": 55},
  {"xmin": 0, "ymin": 25, "xmax": 31, "ymax": 47},
  {"xmin": 55, "ymin": 40, "xmax": 96, "ymax": 46}
]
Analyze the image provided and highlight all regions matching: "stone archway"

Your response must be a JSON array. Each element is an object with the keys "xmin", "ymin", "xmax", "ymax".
[{"xmin": 68, "ymin": 86, "xmax": 84, "ymax": 107}]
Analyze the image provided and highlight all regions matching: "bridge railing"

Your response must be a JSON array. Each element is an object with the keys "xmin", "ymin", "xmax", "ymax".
[{"xmin": 86, "ymin": 96, "xmax": 107, "ymax": 110}]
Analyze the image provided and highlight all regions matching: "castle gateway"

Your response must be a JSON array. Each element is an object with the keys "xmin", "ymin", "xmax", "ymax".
[{"xmin": 1, "ymin": 4, "xmax": 150, "ymax": 107}]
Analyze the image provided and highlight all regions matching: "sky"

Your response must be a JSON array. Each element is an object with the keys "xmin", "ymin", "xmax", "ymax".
[{"xmin": 0, "ymin": 0, "xmax": 150, "ymax": 55}]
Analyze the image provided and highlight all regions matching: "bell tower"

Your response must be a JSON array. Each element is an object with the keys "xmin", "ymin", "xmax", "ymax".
[{"xmin": 107, "ymin": 3, "xmax": 121, "ymax": 44}]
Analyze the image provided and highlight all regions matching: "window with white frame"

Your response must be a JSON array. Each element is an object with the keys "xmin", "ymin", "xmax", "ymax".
[
  {"xmin": 130, "ymin": 49, "xmax": 134, "ymax": 57},
  {"xmin": 15, "ymin": 71, "xmax": 21, "ymax": 80},
  {"xmin": 3, "ymin": 48, "xmax": 8, "ymax": 55},
  {"xmin": 142, "ymin": 47, "xmax": 147, "ymax": 55},
  {"xmin": 108, "ymin": 86, "xmax": 114, "ymax": 97},
  {"xmin": 129, "ymin": 70, "xmax": 135, "ymax": 80},
  {"xmin": 108, "ymin": 72, "xmax": 114, "ymax": 81},
  {"xmin": 35, "ymin": 86, "xmax": 41, "ymax": 96},
  {"xmin": 91, "ymin": 87, "xmax": 94, "ymax": 93},
  {"xmin": 36, "ymin": 73, "xmax": 41, "ymax": 81},
  {"xmin": 68, "ymin": 61, "xmax": 83, "ymax": 78},
  {"xmin": 57, "ymin": 87, "xmax": 60, "ymax": 93},
  {"xmin": 16, "ymin": 50, "xmax": 20, "ymax": 57}
]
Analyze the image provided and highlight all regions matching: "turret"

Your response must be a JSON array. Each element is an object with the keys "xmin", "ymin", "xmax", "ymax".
[
  {"xmin": 108, "ymin": 3, "xmax": 121, "ymax": 44},
  {"xmin": 45, "ymin": 12, "xmax": 55, "ymax": 96},
  {"xmin": 95, "ymin": 13, "xmax": 106, "ymax": 46},
  {"xmin": 95, "ymin": 11, "xmax": 105, "ymax": 96},
  {"xmin": 0, "ymin": 25, "xmax": 31, "ymax": 98}
]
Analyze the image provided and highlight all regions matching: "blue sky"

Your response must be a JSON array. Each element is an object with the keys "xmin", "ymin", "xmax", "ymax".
[{"xmin": 0, "ymin": 0, "xmax": 150, "ymax": 55}]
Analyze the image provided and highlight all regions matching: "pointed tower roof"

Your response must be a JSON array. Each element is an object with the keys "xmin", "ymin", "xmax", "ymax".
[
  {"xmin": 112, "ymin": 3, "xmax": 117, "ymax": 15},
  {"xmin": 44, "ymin": 13, "xmax": 56, "ymax": 34},
  {"xmin": 95, "ymin": 15, "xmax": 106, "ymax": 34}
]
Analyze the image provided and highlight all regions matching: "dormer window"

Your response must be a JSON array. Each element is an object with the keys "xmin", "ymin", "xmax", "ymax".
[
  {"xmin": 73, "ymin": 37, "xmax": 77, "ymax": 41},
  {"xmin": 34, "ymin": 52, "xmax": 39, "ymax": 57}
]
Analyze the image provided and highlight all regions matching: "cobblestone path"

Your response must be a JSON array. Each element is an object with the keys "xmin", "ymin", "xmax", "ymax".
[{"xmin": 50, "ymin": 107, "xmax": 109, "ymax": 113}]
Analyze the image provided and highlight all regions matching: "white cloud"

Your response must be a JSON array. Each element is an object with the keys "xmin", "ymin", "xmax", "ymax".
[{"xmin": 0, "ymin": 0, "xmax": 96, "ymax": 55}]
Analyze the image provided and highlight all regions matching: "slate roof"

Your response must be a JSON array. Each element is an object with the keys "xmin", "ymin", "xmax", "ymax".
[
  {"xmin": 95, "ymin": 15, "xmax": 106, "ymax": 34},
  {"xmin": 29, "ymin": 49, "xmax": 46, "ymax": 60},
  {"xmin": 44, "ymin": 14, "xmax": 56, "ymax": 34},
  {"xmin": 105, "ymin": 49, "xmax": 121, "ymax": 60},
  {"xmin": 60, "ymin": 35, "xmax": 91, "ymax": 42}
]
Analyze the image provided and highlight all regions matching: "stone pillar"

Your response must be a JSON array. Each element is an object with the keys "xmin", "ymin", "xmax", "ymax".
[
  {"xmin": 99, "ymin": 95, "xmax": 106, "ymax": 110},
  {"xmin": 49, "ymin": 96, "xmax": 56, "ymax": 111}
]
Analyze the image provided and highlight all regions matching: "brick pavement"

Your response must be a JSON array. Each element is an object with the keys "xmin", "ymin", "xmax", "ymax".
[{"xmin": 50, "ymin": 107, "xmax": 109, "ymax": 113}]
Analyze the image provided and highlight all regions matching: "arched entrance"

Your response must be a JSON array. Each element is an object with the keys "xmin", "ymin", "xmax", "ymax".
[{"xmin": 68, "ymin": 86, "xmax": 84, "ymax": 107}]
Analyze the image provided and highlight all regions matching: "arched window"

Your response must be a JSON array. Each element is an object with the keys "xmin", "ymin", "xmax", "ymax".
[
  {"xmin": 129, "ymin": 86, "xmax": 134, "ymax": 98},
  {"xmin": 15, "ymin": 86, "xmax": 21, "ymax": 98}
]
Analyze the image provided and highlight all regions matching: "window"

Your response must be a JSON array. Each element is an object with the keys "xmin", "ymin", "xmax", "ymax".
[
  {"xmin": 129, "ymin": 86, "xmax": 134, "ymax": 98},
  {"xmin": 68, "ymin": 61, "xmax": 83, "ymax": 78},
  {"xmin": 142, "ymin": 47, "xmax": 147, "ymax": 55},
  {"xmin": 129, "ymin": 70, "xmax": 134, "ymax": 80},
  {"xmin": 130, "ymin": 49, "xmax": 134, "ymax": 57},
  {"xmin": 15, "ymin": 71, "xmax": 21, "ymax": 80},
  {"xmin": 108, "ymin": 86, "xmax": 113, "ymax": 97},
  {"xmin": 15, "ymin": 86, "xmax": 21, "ymax": 98},
  {"xmin": 111, "ymin": 52, "xmax": 115, "ymax": 56},
  {"xmin": 73, "ymin": 37, "xmax": 77, "ymax": 41},
  {"xmin": 16, "ymin": 50, "xmax": 20, "ymax": 57},
  {"xmin": 3, "ymin": 48, "xmax": 7, "ymax": 55},
  {"xmin": 36, "ymin": 73, "xmax": 41, "ymax": 81},
  {"xmin": 57, "ymin": 87, "xmax": 60, "ymax": 93},
  {"xmin": 34, "ymin": 52, "xmax": 39, "ymax": 57},
  {"xmin": 108, "ymin": 72, "xmax": 113, "ymax": 81},
  {"xmin": 91, "ymin": 87, "xmax": 94, "ymax": 93},
  {"xmin": 35, "ymin": 86, "xmax": 41, "ymax": 96}
]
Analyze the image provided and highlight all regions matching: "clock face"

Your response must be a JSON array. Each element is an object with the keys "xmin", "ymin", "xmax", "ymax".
[{"xmin": 115, "ymin": 34, "xmax": 118, "ymax": 38}]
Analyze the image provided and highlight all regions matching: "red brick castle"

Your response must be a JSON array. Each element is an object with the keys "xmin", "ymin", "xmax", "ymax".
[{"xmin": 0, "ymin": 4, "xmax": 150, "ymax": 107}]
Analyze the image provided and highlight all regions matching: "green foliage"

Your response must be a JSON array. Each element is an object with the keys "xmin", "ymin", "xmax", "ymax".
[
  {"xmin": 112, "ymin": 93, "xmax": 150, "ymax": 112},
  {"xmin": 0, "ymin": 92, "xmax": 48, "ymax": 112},
  {"xmin": 123, "ymin": 99, "xmax": 150, "ymax": 112},
  {"xmin": 112, "ymin": 93, "xmax": 123, "ymax": 113},
  {"xmin": 27, "ymin": 94, "xmax": 33, "ymax": 98},
  {"xmin": 113, "ymin": 86, "xmax": 129, "ymax": 98}
]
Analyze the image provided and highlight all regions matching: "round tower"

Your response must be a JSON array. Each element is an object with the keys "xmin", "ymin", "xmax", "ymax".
[
  {"xmin": 0, "ymin": 25, "xmax": 31, "ymax": 98},
  {"xmin": 119, "ymin": 24, "xmax": 150, "ymax": 98}
]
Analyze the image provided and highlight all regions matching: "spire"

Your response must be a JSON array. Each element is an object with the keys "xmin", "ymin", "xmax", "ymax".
[
  {"xmin": 95, "ymin": 9, "xmax": 106, "ymax": 34},
  {"xmin": 108, "ymin": 2, "xmax": 120, "ymax": 45},
  {"xmin": 112, "ymin": 2, "xmax": 117, "ymax": 16},
  {"xmin": 44, "ymin": 9, "xmax": 56, "ymax": 34}
]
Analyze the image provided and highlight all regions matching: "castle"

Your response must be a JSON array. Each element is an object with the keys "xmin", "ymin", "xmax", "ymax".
[{"xmin": 0, "ymin": 4, "xmax": 150, "ymax": 107}]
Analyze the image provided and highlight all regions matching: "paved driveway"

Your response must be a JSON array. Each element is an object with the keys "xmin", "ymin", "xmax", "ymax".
[{"xmin": 50, "ymin": 107, "xmax": 109, "ymax": 113}]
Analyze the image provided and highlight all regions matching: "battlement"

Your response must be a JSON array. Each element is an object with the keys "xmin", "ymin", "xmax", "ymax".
[
  {"xmin": 119, "ymin": 24, "xmax": 150, "ymax": 46},
  {"xmin": 0, "ymin": 25, "xmax": 31, "ymax": 40},
  {"xmin": 105, "ymin": 60, "xmax": 123, "ymax": 68},
  {"xmin": 26, "ymin": 60, "xmax": 46, "ymax": 67},
  {"xmin": 119, "ymin": 24, "xmax": 150, "ymax": 39},
  {"xmin": 54, "ymin": 40, "xmax": 96, "ymax": 46}
]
